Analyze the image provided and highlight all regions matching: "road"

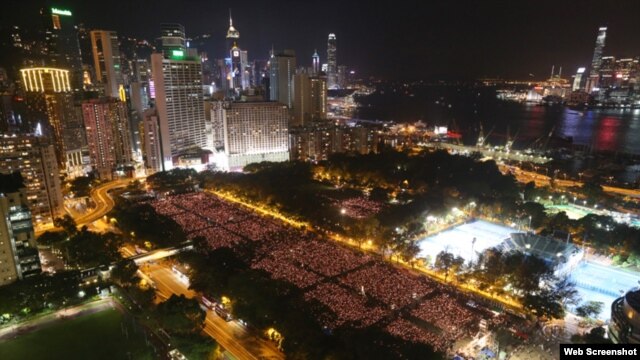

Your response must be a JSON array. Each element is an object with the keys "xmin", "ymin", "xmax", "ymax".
[
  {"xmin": 141, "ymin": 261, "xmax": 284, "ymax": 360},
  {"xmin": 74, "ymin": 179, "xmax": 131, "ymax": 227},
  {"xmin": 502, "ymin": 165, "xmax": 640, "ymax": 198}
]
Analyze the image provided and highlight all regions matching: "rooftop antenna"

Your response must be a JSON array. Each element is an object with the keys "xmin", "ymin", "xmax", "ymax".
[
  {"xmin": 558, "ymin": 66, "xmax": 562, "ymax": 78},
  {"xmin": 550, "ymin": 65, "xmax": 555, "ymax": 78}
]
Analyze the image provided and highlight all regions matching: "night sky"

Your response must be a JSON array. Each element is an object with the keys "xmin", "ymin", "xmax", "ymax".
[{"xmin": 4, "ymin": 0, "xmax": 640, "ymax": 79}]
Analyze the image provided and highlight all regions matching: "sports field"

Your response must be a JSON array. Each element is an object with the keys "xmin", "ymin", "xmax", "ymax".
[
  {"xmin": 569, "ymin": 261, "xmax": 640, "ymax": 320},
  {"xmin": 0, "ymin": 308, "xmax": 154, "ymax": 360},
  {"xmin": 417, "ymin": 220, "xmax": 516, "ymax": 264}
]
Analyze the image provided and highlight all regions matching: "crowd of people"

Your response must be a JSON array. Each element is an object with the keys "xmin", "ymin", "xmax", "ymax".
[
  {"xmin": 330, "ymin": 196, "xmax": 385, "ymax": 219},
  {"xmin": 305, "ymin": 283, "xmax": 388, "ymax": 328},
  {"xmin": 149, "ymin": 192, "xmax": 507, "ymax": 352}
]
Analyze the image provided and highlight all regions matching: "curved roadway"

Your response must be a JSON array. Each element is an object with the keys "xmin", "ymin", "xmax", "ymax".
[{"xmin": 74, "ymin": 179, "xmax": 131, "ymax": 226}]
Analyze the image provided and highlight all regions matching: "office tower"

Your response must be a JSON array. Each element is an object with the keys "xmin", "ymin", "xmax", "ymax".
[
  {"xmin": 82, "ymin": 98, "xmax": 132, "ymax": 179},
  {"xmin": 598, "ymin": 56, "xmax": 616, "ymax": 88},
  {"xmin": 269, "ymin": 50, "xmax": 296, "ymax": 108},
  {"xmin": 90, "ymin": 30, "xmax": 123, "ymax": 99},
  {"xmin": 0, "ymin": 172, "xmax": 41, "ymax": 286},
  {"xmin": 585, "ymin": 26, "xmax": 607, "ymax": 93},
  {"xmin": 309, "ymin": 76, "xmax": 327, "ymax": 120},
  {"xmin": 20, "ymin": 67, "xmax": 76, "ymax": 167},
  {"xmin": 151, "ymin": 25, "xmax": 206, "ymax": 170},
  {"xmin": 225, "ymin": 14, "xmax": 248, "ymax": 93},
  {"xmin": 41, "ymin": 7, "xmax": 84, "ymax": 92},
  {"xmin": 327, "ymin": 33, "xmax": 337, "ymax": 89},
  {"xmin": 213, "ymin": 102, "xmax": 289, "ymax": 170},
  {"xmin": 141, "ymin": 108, "xmax": 163, "ymax": 174},
  {"xmin": 0, "ymin": 134, "xmax": 64, "ymax": 227},
  {"xmin": 572, "ymin": 67, "xmax": 586, "ymax": 91},
  {"xmin": 293, "ymin": 70, "xmax": 311, "ymax": 126},
  {"xmin": 312, "ymin": 50, "xmax": 320, "ymax": 76},
  {"xmin": 337, "ymin": 65, "xmax": 348, "ymax": 88},
  {"xmin": 225, "ymin": 12, "xmax": 240, "ymax": 56},
  {"xmin": 159, "ymin": 23, "xmax": 186, "ymax": 58}
]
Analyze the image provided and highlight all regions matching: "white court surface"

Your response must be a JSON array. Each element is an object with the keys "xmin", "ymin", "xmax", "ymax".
[{"xmin": 418, "ymin": 220, "xmax": 517, "ymax": 264}]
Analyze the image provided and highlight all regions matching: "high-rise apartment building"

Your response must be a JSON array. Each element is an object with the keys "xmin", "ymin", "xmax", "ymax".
[
  {"xmin": 585, "ymin": 26, "xmax": 607, "ymax": 93},
  {"xmin": 0, "ymin": 172, "xmax": 41, "ymax": 286},
  {"xmin": 327, "ymin": 33, "xmax": 338, "ymax": 89},
  {"xmin": 140, "ymin": 108, "xmax": 163, "ymax": 174},
  {"xmin": 572, "ymin": 67, "xmax": 586, "ymax": 91},
  {"xmin": 0, "ymin": 134, "xmax": 64, "ymax": 227},
  {"xmin": 212, "ymin": 102, "xmax": 289, "ymax": 170},
  {"xmin": 269, "ymin": 50, "xmax": 296, "ymax": 107},
  {"xmin": 90, "ymin": 30, "xmax": 123, "ymax": 99},
  {"xmin": 82, "ymin": 98, "xmax": 132, "ymax": 179},
  {"xmin": 151, "ymin": 26, "xmax": 207, "ymax": 170}
]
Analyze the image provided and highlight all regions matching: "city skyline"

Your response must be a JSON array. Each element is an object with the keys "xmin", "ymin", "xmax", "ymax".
[{"xmin": 3, "ymin": 0, "xmax": 640, "ymax": 79}]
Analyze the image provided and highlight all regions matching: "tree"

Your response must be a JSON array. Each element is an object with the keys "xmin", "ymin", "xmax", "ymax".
[
  {"xmin": 69, "ymin": 176, "xmax": 94, "ymax": 197},
  {"xmin": 111, "ymin": 260, "xmax": 139, "ymax": 287},
  {"xmin": 397, "ymin": 240, "xmax": 421, "ymax": 267},
  {"xmin": 37, "ymin": 231, "xmax": 67, "ymax": 246},
  {"xmin": 156, "ymin": 294, "xmax": 206, "ymax": 335},
  {"xmin": 127, "ymin": 286, "xmax": 156, "ymax": 309},
  {"xmin": 553, "ymin": 277, "xmax": 580, "ymax": 307},
  {"xmin": 54, "ymin": 214, "xmax": 77, "ymax": 236},
  {"xmin": 434, "ymin": 251, "xmax": 464, "ymax": 282},
  {"xmin": 523, "ymin": 289, "xmax": 565, "ymax": 319},
  {"xmin": 64, "ymin": 229, "xmax": 122, "ymax": 268},
  {"xmin": 575, "ymin": 301, "xmax": 604, "ymax": 319}
]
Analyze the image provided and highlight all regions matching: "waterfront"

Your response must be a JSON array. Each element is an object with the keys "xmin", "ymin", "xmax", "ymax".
[{"xmin": 356, "ymin": 84, "xmax": 640, "ymax": 155}]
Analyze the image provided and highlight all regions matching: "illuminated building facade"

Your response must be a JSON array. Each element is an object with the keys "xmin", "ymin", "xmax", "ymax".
[
  {"xmin": 151, "ymin": 26, "xmax": 207, "ymax": 170},
  {"xmin": 213, "ymin": 101, "xmax": 289, "ymax": 170},
  {"xmin": 82, "ymin": 98, "xmax": 132, "ymax": 179},
  {"xmin": 20, "ymin": 67, "xmax": 77, "ymax": 168},
  {"xmin": 585, "ymin": 26, "xmax": 607, "ymax": 93},
  {"xmin": 0, "ymin": 134, "xmax": 64, "ymax": 226},
  {"xmin": 141, "ymin": 108, "xmax": 163, "ymax": 174},
  {"xmin": 572, "ymin": 67, "xmax": 586, "ymax": 91},
  {"xmin": 90, "ymin": 30, "xmax": 123, "ymax": 98},
  {"xmin": 0, "ymin": 173, "xmax": 41, "ymax": 286},
  {"xmin": 610, "ymin": 289, "xmax": 640, "ymax": 344},
  {"xmin": 327, "ymin": 33, "xmax": 338, "ymax": 89},
  {"xmin": 312, "ymin": 50, "xmax": 320, "ymax": 76},
  {"xmin": 41, "ymin": 7, "xmax": 84, "ymax": 92}
]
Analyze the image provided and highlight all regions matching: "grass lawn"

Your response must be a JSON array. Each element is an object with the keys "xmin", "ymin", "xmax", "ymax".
[{"xmin": 0, "ymin": 308, "xmax": 155, "ymax": 360}]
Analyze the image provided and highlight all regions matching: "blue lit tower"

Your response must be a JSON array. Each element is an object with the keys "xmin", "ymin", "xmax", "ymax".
[{"xmin": 312, "ymin": 50, "xmax": 320, "ymax": 76}]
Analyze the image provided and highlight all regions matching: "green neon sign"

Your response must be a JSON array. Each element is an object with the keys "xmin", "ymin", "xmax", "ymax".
[
  {"xmin": 51, "ymin": 7, "xmax": 72, "ymax": 16},
  {"xmin": 172, "ymin": 50, "xmax": 185, "ymax": 58}
]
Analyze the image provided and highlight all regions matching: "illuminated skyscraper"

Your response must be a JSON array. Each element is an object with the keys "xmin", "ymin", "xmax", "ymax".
[
  {"xmin": 20, "ymin": 67, "xmax": 76, "ymax": 167},
  {"xmin": 141, "ymin": 108, "xmax": 163, "ymax": 174},
  {"xmin": 82, "ymin": 98, "xmax": 132, "ymax": 179},
  {"xmin": 312, "ymin": 50, "xmax": 320, "ymax": 76},
  {"xmin": 90, "ymin": 30, "xmax": 123, "ymax": 99},
  {"xmin": 292, "ymin": 70, "xmax": 311, "ymax": 126},
  {"xmin": 151, "ymin": 25, "xmax": 206, "ymax": 170},
  {"xmin": 585, "ymin": 26, "xmax": 607, "ymax": 93},
  {"xmin": 225, "ymin": 12, "xmax": 248, "ymax": 93},
  {"xmin": 0, "ymin": 173, "xmax": 41, "ymax": 286},
  {"xmin": 41, "ymin": 7, "xmax": 84, "ymax": 92},
  {"xmin": 159, "ymin": 23, "xmax": 186, "ymax": 58},
  {"xmin": 572, "ymin": 67, "xmax": 586, "ymax": 91},
  {"xmin": 327, "ymin": 33, "xmax": 338, "ymax": 89},
  {"xmin": 0, "ymin": 134, "xmax": 64, "ymax": 227}
]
